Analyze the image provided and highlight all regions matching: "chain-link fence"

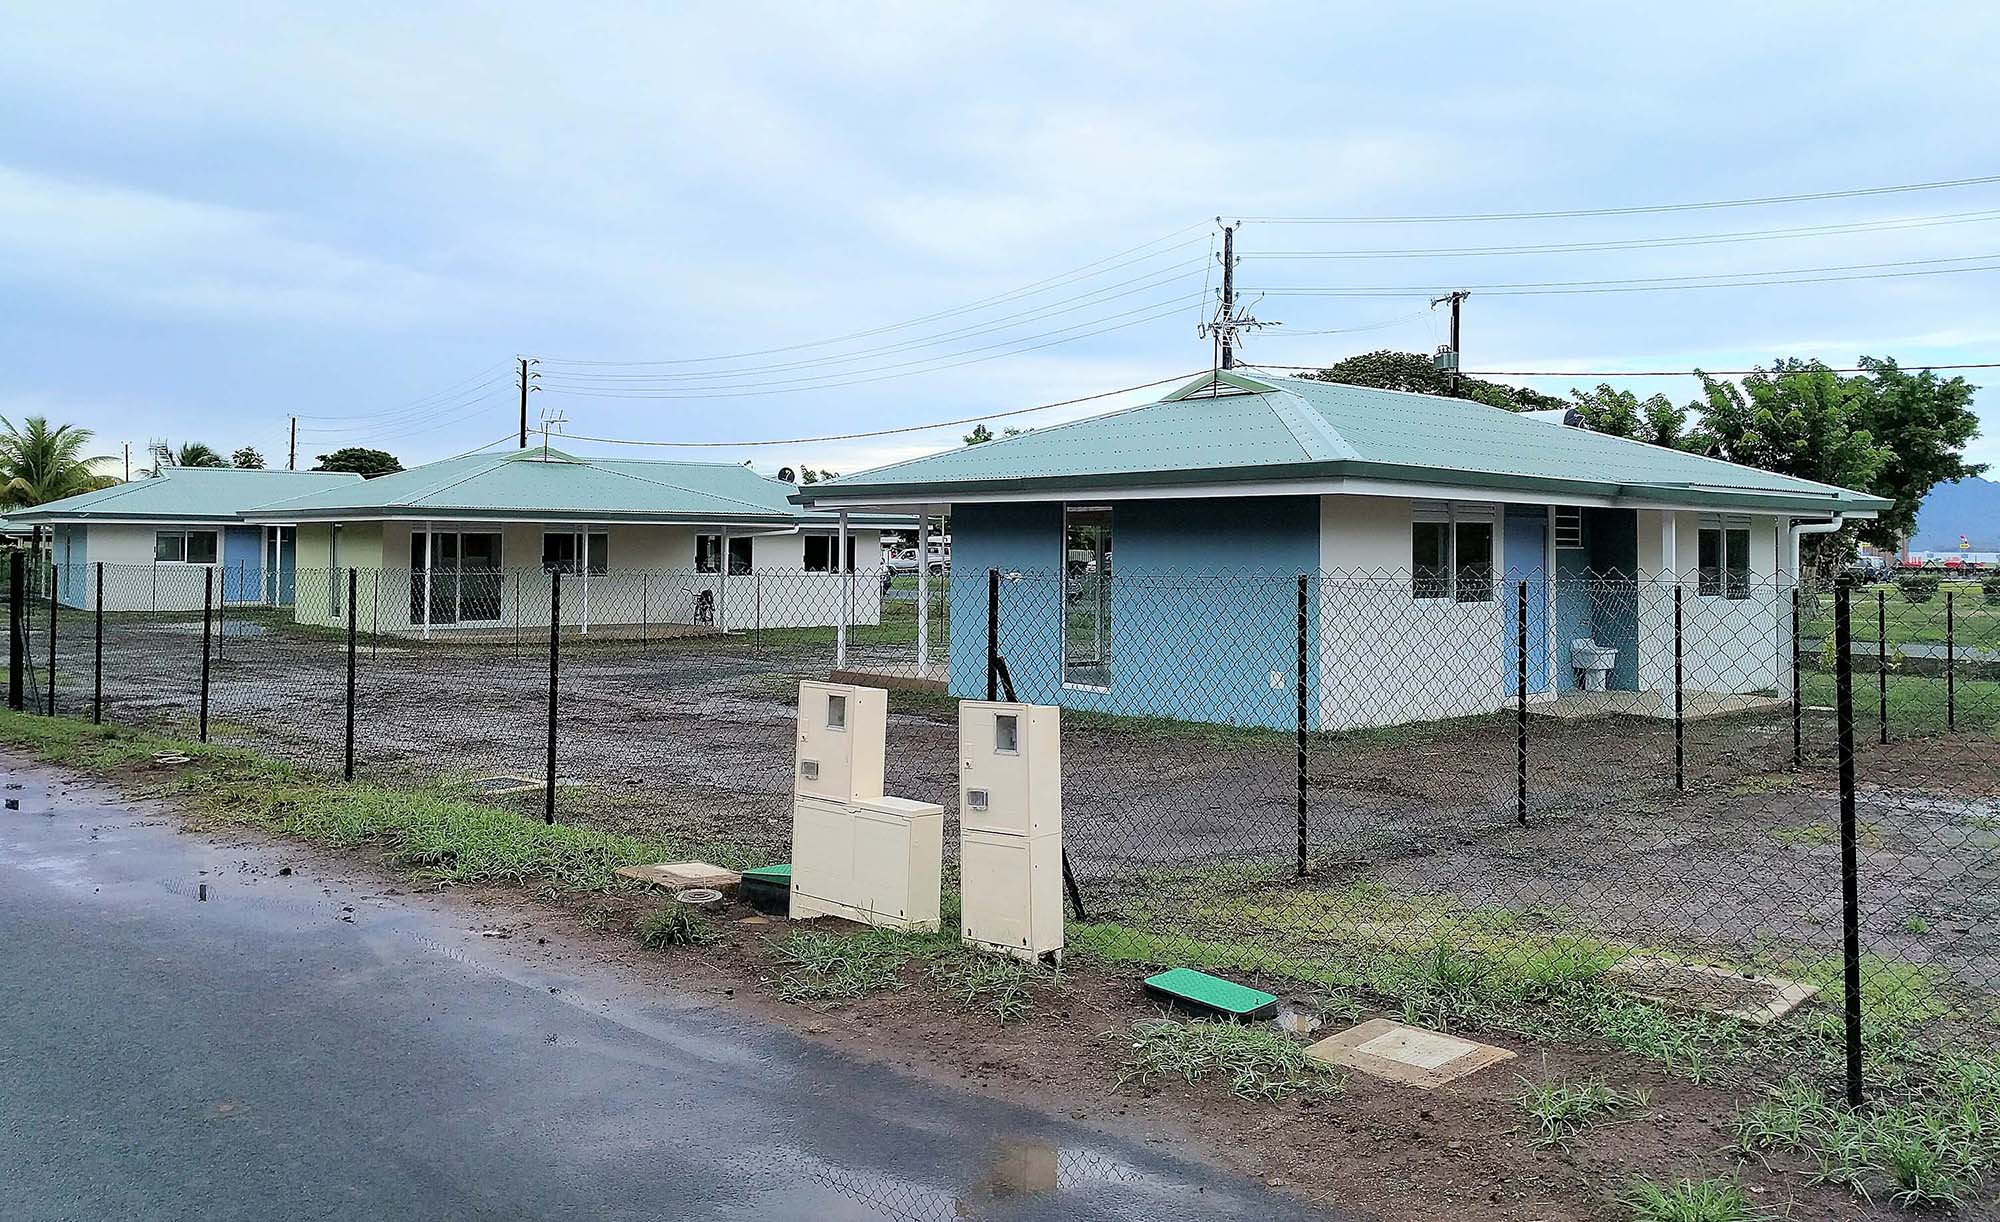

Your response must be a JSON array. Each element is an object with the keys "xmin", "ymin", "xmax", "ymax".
[{"xmin": 7, "ymin": 554, "xmax": 1996, "ymax": 1103}]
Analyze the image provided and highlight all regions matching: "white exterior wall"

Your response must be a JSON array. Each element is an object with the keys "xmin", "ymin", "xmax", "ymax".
[
  {"xmin": 298, "ymin": 521, "xmax": 882, "ymax": 635},
  {"xmin": 1634, "ymin": 510, "xmax": 1790, "ymax": 703},
  {"xmin": 1314, "ymin": 494, "xmax": 1508, "ymax": 729},
  {"xmin": 65, "ymin": 524, "xmax": 220, "ymax": 613}
]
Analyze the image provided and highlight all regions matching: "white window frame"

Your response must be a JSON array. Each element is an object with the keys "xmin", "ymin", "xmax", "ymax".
[
  {"xmin": 1696, "ymin": 514, "xmax": 1753, "ymax": 601},
  {"xmin": 154, "ymin": 529, "xmax": 219, "ymax": 566},
  {"xmin": 1410, "ymin": 502, "xmax": 1500, "ymax": 604},
  {"xmin": 541, "ymin": 530, "xmax": 608, "ymax": 577},
  {"xmin": 1061, "ymin": 504, "xmax": 1113, "ymax": 692}
]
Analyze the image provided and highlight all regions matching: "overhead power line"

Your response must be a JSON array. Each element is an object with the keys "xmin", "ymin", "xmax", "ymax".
[
  {"xmin": 1259, "ymin": 252, "xmax": 2000, "ymax": 297},
  {"xmin": 1240, "ymin": 172, "xmax": 2000, "ymax": 224},
  {"xmin": 1242, "ymin": 361, "xmax": 2000, "ymax": 377},
  {"xmin": 551, "ymin": 371, "xmax": 1206, "ymax": 448}
]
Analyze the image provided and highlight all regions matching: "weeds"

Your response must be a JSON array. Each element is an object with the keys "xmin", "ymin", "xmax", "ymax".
[
  {"xmin": 1623, "ymin": 1176, "xmax": 1762, "ymax": 1222},
  {"xmin": 1116, "ymin": 1018, "xmax": 1342, "ymax": 1103},
  {"xmin": 1515, "ymin": 1070, "xmax": 1648, "ymax": 1147},
  {"xmin": 929, "ymin": 951, "xmax": 1056, "ymax": 1022},
  {"xmin": 636, "ymin": 905, "xmax": 717, "ymax": 950},
  {"xmin": 768, "ymin": 929, "xmax": 911, "ymax": 1007}
]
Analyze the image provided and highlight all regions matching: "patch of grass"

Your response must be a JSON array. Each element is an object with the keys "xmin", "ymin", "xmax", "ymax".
[
  {"xmin": 767, "ymin": 929, "xmax": 913, "ymax": 1008},
  {"xmin": 1769, "ymin": 822, "xmax": 1836, "ymax": 846},
  {"xmin": 1515, "ymin": 1071, "xmax": 1649, "ymax": 1147},
  {"xmin": 0, "ymin": 710, "xmax": 753, "ymax": 896},
  {"xmin": 636, "ymin": 904, "xmax": 717, "ymax": 950},
  {"xmin": 1116, "ymin": 1018, "xmax": 1342, "ymax": 1103},
  {"xmin": 929, "ymin": 950, "xmax": 1057, "ymax": 1023},
  {"xmin": 1738, "ymin": 1047, "xmax": 2000, "ymax": 1208},
  {"xmin": 1622, "ymin": 1176, "xmax": 1763, "ymax": 1222},
  {"xmin": 1902, "ymin": 915, "xmax": 1931, "ymax": 935}
]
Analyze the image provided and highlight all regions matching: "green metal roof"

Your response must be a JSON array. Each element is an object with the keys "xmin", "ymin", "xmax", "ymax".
[
  {"xmin": 8, "ymin": 467, "xmax": 362, "ymax": 524},
  {"xmin": 242, "ymin": 447, "xmax": 906, "ymax": 527},
  {"xmin": 797, "ymin": 370, "xmax": 1893, "ymax": 516}
]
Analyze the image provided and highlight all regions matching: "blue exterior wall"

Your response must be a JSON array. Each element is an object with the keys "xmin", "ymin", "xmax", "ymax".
[
  {"xmin": 1502, "ymin": 506, "xmax": 1551, "ymax": 695},
  {"xmin": 222, "ymin": 526, "xmax": 266, "ymax": 603},
  {"xmin": 54, "ymin": 525, "xmax": 88, "ymax": 609},
  {"xmin": 947, "ymin": 497, "xmax": 1319, "ymax": 729},
  {"xmin": 1552, "ymin": 507, "xmax": 1640, "ymax": 691}
]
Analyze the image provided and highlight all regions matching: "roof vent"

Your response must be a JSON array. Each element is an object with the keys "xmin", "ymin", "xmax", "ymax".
[
  {"xmin": 1562, "ymin": 408, "xmax": 1586, "ymax": 428},
  {"xmin": 777, "ymin": 466, "xmax": 797, "ymax": 484}
]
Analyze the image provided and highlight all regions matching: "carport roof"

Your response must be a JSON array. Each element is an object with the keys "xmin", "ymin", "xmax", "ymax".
[
  {"xmin": 9, "ymin": 467, "xmax": 362, "ymax": 524},
  {"xmin": 795, "ymin": 369, "xmax": 1893, "ymax": 516},
  {"xmin": 240, "ymin": 447, "xmax": 906, "ymax": 527}
]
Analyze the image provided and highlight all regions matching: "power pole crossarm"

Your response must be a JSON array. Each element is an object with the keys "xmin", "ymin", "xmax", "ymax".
[
  {"xmin": 1430, "ymin": 290, "xmax": 1469, "ymax": 395},
  {"xmin": 1199, "ymin": 219, "xmax": 1272, "ymax": 373}
]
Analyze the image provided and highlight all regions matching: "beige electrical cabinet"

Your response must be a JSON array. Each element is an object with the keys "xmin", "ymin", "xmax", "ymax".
[
  {"xmin": 958, "ymin": 700, "xmax": 1063, "ymax": 963},
  {"xmin": 957, "ymin": 701, "xmax": 1061, "ymax": 839},
  {"xmin": 795, "ymin": 681, "xmax": 886, "ymax": 804},
  {"xmin": 789, "ymin": 682, "xmax": 942, "ymax": 933}
]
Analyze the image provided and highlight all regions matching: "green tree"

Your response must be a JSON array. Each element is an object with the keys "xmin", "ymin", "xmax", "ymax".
[
  {"xmin": 1847, "ymin": 356, "xmax": 1985, "ymax": 546},
  {"xmin": 231, "ymin": 446, "xmax": 266, "ymax": 469},
  {"xmin": 963, "ymin": 424, "xmax": 994, "ymax": 445},
  {"xmin": 1301, "ymin": 349, "xmax": 1566, "ymax": 411},
  {"xmin": 0, "ymin": 416, "xmax": 115, "ymax": 507},
  {"xmin": 799, "ymin": 467, "xmax": 839, "ymax": 484},
  {"xmin": 174, "ymin": 442, "xmax": 228, "ymax": 468},
  {"xmin": 1567, "ymin": 385, "xmax": 1691, "ymax": 448},
  {"xmin": 312, "ymin": 447, "xmax": 403, "ymax": 478}
]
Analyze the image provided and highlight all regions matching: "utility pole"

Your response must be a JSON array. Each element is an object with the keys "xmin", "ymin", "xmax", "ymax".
[
  {"xmin": 122, "ymin": 443, "xmax": 130, "ymax": 483},
  {"xmin": 1200, "ymin": 218, "xmax": 1271, "ymax": 373},
  {"xmin": 517, "ymin": 357, "xmax": 540, "ymax": 449},
  {"xmin": 288, "ymin": 416, "xmax": 298, "ymax": 470},
  {"xmin": 1430, "ymin": 290, "xmax": 1469, "ymax": 396}
]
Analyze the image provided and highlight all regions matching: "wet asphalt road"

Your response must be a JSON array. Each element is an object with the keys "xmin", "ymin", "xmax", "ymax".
[{"xmin": 0, "ymin": 757, "xmax": 1338, "ymax": 1222}]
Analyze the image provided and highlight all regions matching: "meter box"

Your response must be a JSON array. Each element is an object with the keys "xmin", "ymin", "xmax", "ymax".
[
  {"xmin": 957, "ymin": 701, "xmax": 1060, "ymax": 838},
  {"xmin": 790, "ymin": 794, "xmax": 943, "ymax": 933},
  {"xmin": 795, "ymin": 681, "xmax": 886, "ymax": 804},
  {"xmin": 960, "ymin": 827, "xmax": 1063, "ymax": 962}
]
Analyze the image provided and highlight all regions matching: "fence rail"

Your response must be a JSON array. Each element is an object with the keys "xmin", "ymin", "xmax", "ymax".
[{"xmin": 6, "ymin": 556, "xmax": 1997, "ymax": 1107}]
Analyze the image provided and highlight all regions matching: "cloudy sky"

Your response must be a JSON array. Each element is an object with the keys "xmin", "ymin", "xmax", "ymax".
[{"xmin": 6, "ymin": 2, "xmax": 1999, "ymax": 480}]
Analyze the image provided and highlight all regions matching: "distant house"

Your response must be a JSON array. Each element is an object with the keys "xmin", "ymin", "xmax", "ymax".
[
  {"xmin": 242, "ymin": 447, "xmax": 904, "ymax": 636},
  {"xmin": 796, "ymin": 369, "xmax": 1890, "ymax": 730},
  {"xmin": 8, "ymin": 467, "xmax": 363, "ymax": 611}
]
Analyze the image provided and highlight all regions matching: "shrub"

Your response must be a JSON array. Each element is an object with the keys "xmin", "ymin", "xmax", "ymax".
[
  {"xmin": 1896, "ymin": 571, "xmax": 1940, "ymax": 604},
  {"xmin": 1983, "ymin": 574, "xmax": 2000, "ymax": 607}
]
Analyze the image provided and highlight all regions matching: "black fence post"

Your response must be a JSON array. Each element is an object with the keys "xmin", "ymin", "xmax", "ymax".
[
  {"xmin": 1673, "ymin": 583, "xmax": 1684, "ymax": 791},
  {"xmin": 985, "ymin": 568, "xmax": 999, "ymax": 701},
  {"xmin": 199, "ymin": 567, "xmax": 213, "ymax": 743},
  {"xmin": 7, "ymin": 551, "xmax": 23, "ymax": 711},
  {"xmin": 545, "ymin": 569, "xmax": 560, "ymax": 825},
  {"xmin": 1945, "ymin": 589, "xmax": 1956, "ymax": 733},
  {"xmin": 1295, "ymin": 574, "xmax": 1309, "ymax": 873},
  {"xmin": 92, "ymin": 562, "xmax": 103, "ymax": 725},
  {"xmin": 1515, "ymin": 578, "xmax": 1528, "ymax": 826},
  {"xmin": 1790, "ymin": 586, "xmax": 1802, "ymax": 768},
  {"xmin": 44, "ymin": 562, "xmax": 57, "ymax": 716},
  {"xmin": 1876, "ymin": 589, "xmax": 1888, "ymax": 745},
  {"xmin": 1833, "ymin": 580, "xmax": 1865, "ymax": 1108},
  {"xmin": 344, "ymin": 568, "xmax": 357, "ymax": 782}
]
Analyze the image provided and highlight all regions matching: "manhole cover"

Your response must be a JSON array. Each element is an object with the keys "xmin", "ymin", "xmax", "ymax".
[
  {"xmin": 1305, "ymin": 1018, "xmax": 1515, "ymax": 1089},
  {"xmin": 1603, "ymin": 956, "xmax": 1818, "ymax": 1025}
]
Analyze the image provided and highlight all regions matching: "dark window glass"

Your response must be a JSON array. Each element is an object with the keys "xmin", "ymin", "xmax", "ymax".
[
  {"xmin": 186, "ymin": 531, "xmax": 218, "ymax": 565},
  {"xmin": 728, "ymin": 536, "xmax": 752, "ymax": 576},
  {"xmin": 1697, "ymin": 528, "xmax": 1722, "ymax": 596},
  {"xmin": 695, "ymin": 535, "xmax": 720, "ymax": 574},
  {"xmin": 1455, "ymin": 521, "xmax": 1493, "ymax": 603},
  {"xmin": 1412, "ymin": 521, "xmax": 1449, "ymax": 599},
  {"xmin": 804, "ymin": 536, "xmax": 831, "ymax": 572},
  {"xmin": 1725, "ymin": 528, "xmax": 1751, "ymax": 600}
]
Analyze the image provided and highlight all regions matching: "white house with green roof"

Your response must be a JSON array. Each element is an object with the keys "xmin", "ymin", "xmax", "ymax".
[
  {"xmin": 795, "ymin": 369, "xmax": 1890, "ymax": 730},
  {"xmin": 8, "ymin": 466, "xmax": 363, "ymax": 612},
  {"xmin": 243, "ymin": 447, "xmax": 901, "ymax": 636}
]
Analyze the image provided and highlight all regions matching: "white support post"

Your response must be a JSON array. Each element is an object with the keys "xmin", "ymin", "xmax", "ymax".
[
  {"xmin": 915, "ymin": 506, "xmax": 931, "ymax": 678},
  {"xmin": 580, "ymin": 529, "xmax": 591, "ymax": 635},
  {"xmin": 836, "ymin": 510, "xmax": 849, "ymax": 669},
  {"xmin": 718, "ymin": 526, "xmax": 730, "ymax": 633},
  {"xmin": 422, "ymin": 524, "xmax": 434, "ymax": 640}
]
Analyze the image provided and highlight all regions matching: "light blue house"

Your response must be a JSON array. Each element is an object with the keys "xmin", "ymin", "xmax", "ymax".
[
  {"xmin": 8, "ymin": 466, "xmax": 363, "ymax": 611},
  {"xmin": 796, "ymin": 370, "xmax": 1890, "ymax": 730}
]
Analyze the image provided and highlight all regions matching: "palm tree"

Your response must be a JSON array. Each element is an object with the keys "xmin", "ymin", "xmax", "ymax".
[
  {"xmin": 0, "ymin": 416, "xmax": 115, "ymax": 508},
  {"xmin": 174, "ymin": 442, "xmax": 228, "ymax": 469}
]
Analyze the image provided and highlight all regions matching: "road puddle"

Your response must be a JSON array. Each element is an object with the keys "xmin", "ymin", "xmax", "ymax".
[
  {"xmin": 0, "ymin": 775, "xmax": 54, "ymax": 817},
  {"xmin": 804, "ymin": 1138, "xmax": 1150, "ymax": 1220}
]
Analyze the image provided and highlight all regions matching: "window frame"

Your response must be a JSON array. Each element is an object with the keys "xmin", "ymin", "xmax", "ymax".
[
  {"xmin": 1696, "ymin": 517, "xmax": 1754, "ymax": 601},
  {"xmin": 1409, "ymin": 503, "xmax": 1498, "ymax": 604},
  {"xmin": 154, "ymin": 528, "xmax": 219, "ymax": 566},
  {"xmin": 541, "ymin": 530, "xmax": 608, "ymax": 577},
  {"xmin": 1061, "ymin": 504, "xmax": 1114, "ymax": 692}
]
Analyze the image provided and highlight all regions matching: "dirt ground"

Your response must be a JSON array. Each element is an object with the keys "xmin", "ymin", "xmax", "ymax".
[
  {"xmin": 29, "ymin": 755, "xmax": 1914, "ymax": 1222},
  {"xmin": 36, "ymin": 609, "xmax": 2000, "ymax": 1029}
]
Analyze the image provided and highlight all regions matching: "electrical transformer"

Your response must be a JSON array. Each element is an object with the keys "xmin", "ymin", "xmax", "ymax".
[{"xmin": 957, "ymin": 700, "xmax": 1063, "ymax": 963}]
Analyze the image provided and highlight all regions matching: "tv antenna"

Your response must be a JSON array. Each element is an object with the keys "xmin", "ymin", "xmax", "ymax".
[{"xmin": 536, "ymin": 407, "xmax": 568, "ymax": 458}]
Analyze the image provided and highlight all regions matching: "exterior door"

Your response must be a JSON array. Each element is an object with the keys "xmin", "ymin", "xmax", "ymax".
[
  {"xmin": 1503, "ymin": 506, "xmax": 1551, "ymax": 696},
  {"xmin": 412, "ymin": 533, "xmax": 461, "ymax": 625},
  {"xmin": 458, "ymin": 532, "xmax": 502, "ymax": 622}
]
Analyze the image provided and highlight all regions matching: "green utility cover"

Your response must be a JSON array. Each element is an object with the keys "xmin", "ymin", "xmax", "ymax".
[
  {"xmin": 1143, "ymin": 968, "xmax": 1279, "ymax": 1021},
  {"xmin": 742, "ymin": 864, "xmax": 792, "ymax": 883}
]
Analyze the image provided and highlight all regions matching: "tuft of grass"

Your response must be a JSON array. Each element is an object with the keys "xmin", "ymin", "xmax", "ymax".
[
  {"xmin": 1623, "ymin": 1176, "xmax": 1763, "ymax": 1222},
  {"xmin": 1116, "ymin": 1017, "xmax": 1342, "ymax": 1103},
  {"xmin": 636, "ymin": 904, "xmax": 717, "ymax": 950},
  {"xmin": 767, "ymin": 929, "xmax": 912, "ymax": 1008},
  {"xmin": 1515, "ymin": 1071, "xmax": 1649, "ymax": 1147},
  {"xmin": 1901, "ymin": 915, "xmax": 1931, "ymax": 935},
  {"xmin": 929, "ymin": 951, "xmax": 1058, "ymax": 1023}
]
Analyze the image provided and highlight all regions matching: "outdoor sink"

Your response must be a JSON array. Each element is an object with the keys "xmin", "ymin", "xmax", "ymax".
[{"xmin": 1571, "ymin": 638, "xmax": 1618, "ymax": 691}]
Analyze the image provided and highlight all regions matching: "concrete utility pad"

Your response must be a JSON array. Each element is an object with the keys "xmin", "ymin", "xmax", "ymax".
[
  {"xmin": 1604, "ymin": 956, "xmax": 1818, "ymax": 1026},
  {"xmin": 615, "ymin": 861, "xmax": 743, "ymax": 892},
  {"xmin": 1305, "ymin": 1019, "xmax": 1515, "ymax": 1089}
]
